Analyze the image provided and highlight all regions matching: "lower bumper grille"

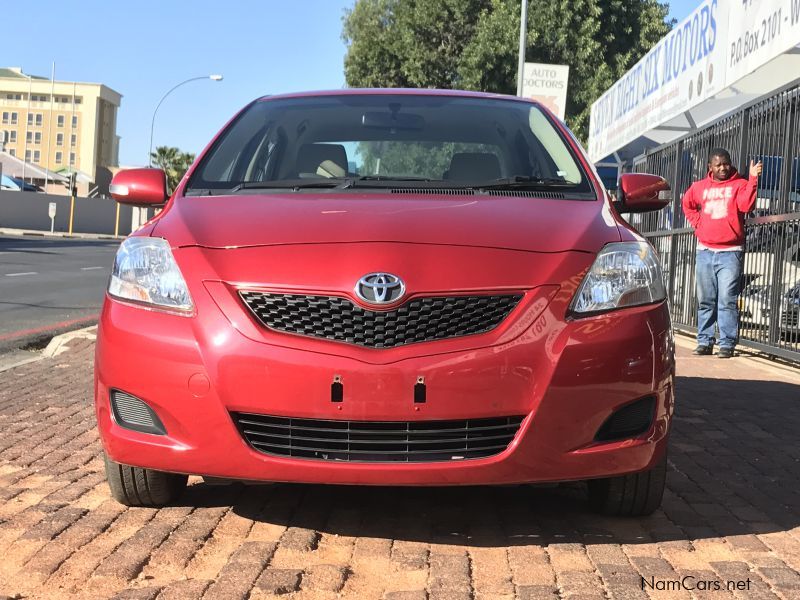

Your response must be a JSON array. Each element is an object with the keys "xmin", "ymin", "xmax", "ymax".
[{"xmin": 232, "ymin": 413, "xmax": 525, "ymax": 463}]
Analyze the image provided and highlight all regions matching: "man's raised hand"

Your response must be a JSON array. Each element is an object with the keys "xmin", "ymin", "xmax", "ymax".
[{"xmin": 749, "ymin": 159, "xmax": 763, "ymax": 178}]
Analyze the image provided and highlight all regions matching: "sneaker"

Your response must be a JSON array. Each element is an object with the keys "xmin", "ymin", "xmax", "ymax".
[
  {"xmin": 693, "ymin": 345, "xmax": 713, "ymax": 355},
  {"xmin": 717, "ymin": 347, "xmax": 734, "ymax": 358}
]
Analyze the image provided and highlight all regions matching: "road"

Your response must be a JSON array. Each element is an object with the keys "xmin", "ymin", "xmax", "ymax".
[{"xmin": 0, "ymin": 235, "xmax": 119, "ymax": 349}]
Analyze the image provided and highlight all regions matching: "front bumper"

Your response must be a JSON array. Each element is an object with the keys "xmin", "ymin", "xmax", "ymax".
[{"xmin": 95, "ymin": 283, "xmax": 674, "ymax": 486}]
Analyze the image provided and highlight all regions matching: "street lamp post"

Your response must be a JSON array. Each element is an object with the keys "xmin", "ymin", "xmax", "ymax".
[
  {"xmin": 516, "ymin": 0, "xmax": 528, "ymax": 96},
  {"xmin": 148, "ymin": 74, "xmax": 223, "ymax": 166}
]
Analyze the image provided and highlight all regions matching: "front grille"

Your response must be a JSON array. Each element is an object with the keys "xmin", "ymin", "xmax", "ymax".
[
  {"xmin": 781, "ymin": 307, "xmax": 800, "ymax": 327},
  {"xmin": 240, "ymin": 292, "xmax": 522, "ymax": 348},
  {"xmin": 232, "ymin": 413, "xmax": 525, "ymax": 462}
]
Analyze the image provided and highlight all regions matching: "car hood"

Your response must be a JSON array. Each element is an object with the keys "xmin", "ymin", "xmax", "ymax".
[{"xmin": 153, "ymin": 192, "xmax": 620, "ymax": 253}]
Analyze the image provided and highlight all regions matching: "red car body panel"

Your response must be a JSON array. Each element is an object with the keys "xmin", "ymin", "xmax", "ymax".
[
  {"xmin": 95, "ymin": 89, "xmax": 674, "ymax": 487},
  {"xmin": 152, "ymin": 193, "xmax": 619, "ymax": 252}
]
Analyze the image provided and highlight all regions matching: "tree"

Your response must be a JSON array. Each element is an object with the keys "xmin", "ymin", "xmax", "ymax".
[
  {"xmin": 150, "ymin": 146, "xmax": 195, "ymax": 192},
  {"xmin": 342, "ymin": 0, "xmax": 673, "ymax": 142}
]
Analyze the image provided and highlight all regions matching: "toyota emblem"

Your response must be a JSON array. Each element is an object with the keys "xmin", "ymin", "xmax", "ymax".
[{"xmin": 355, "ymin": 272, "xmax": 405, "ymax": 305}]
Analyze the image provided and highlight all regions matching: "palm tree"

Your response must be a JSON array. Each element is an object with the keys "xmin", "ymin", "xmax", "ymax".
[{"xmin": 149, "ymin": 146, "xmax": 195, "ymax": 192}]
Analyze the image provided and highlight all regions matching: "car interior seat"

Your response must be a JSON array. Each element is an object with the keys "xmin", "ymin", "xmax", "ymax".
[
  {"xmin": 444, "ymin": 152, "xmax": 501, "ymax": 182},
  {"xmin": 296, "ymin": 143, "xmax": 349, "ymax": 178}
]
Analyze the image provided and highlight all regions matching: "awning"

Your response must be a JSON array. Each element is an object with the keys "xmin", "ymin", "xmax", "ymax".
[
  {"xmin": 589, "ymin": 0, "xmax": 800, "ymax": 163},
  {"xmin": 0, "ymin": 152, "xmax": 68, "ymax": 182}
]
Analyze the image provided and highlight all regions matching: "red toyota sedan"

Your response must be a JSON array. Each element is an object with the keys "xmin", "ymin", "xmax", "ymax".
[{"xmin": 97, "ymin": 89, "xmax": 674, "ymax": 516}]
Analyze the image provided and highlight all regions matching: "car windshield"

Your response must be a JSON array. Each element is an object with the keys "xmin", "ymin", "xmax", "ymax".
[{"xmin": 185, "ymin": 94, "xmax": 592, "ymax": 195}]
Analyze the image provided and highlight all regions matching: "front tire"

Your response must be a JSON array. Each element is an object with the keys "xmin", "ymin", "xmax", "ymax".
[
  {"xmin": 587, "ymin": 452, "xmax": 667, "ymax": 516},
  {"xmin": 104, "ymin": 453, "xmax": 187, "ymax": 507}
]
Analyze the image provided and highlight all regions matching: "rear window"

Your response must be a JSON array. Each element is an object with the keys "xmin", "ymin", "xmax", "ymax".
[{"xmin": 187, "ymin": 94, "xmax": 592, "ymax": 194}]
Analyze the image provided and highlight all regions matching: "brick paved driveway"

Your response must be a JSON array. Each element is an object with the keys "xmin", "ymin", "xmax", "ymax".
[{"xmin": 1, "ymin": 336, "xmax": 799, "ymax": 600}]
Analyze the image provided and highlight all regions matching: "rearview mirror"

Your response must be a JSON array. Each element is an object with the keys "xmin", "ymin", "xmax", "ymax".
[
  {"xmin": 615, "ymin": 173, "xmax": 671, "ymax": 213},
  {"xmin": 362, "ymin": 111, "xmax": 425, "ymax": 131},
  {"xmin": 109, "ymin": 168, "xmax": 168, "ymax": 206}
]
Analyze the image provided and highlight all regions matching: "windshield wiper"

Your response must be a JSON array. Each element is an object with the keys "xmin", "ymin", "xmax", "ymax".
[
  {"xmin": 478, "ymin": 175, "xmax": 579, "ymax": 190},
  {"xmin": 228, "ymin": 178, "xmax": 351, "ymax": 192},
  {"xmin": 341, "ymin": 175, "xmax": 436, "ymax": 189}
]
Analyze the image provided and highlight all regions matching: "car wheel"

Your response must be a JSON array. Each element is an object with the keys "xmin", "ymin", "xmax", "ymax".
[
  {"xmin": 587, "ymin": 452, "xmax": 667, "ymax": 516},
  {"xmin": 103, "ymin": 453, "xmax": 187, "ymax": 507}
]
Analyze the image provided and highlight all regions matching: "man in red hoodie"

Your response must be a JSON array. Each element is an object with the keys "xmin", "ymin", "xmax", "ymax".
[{"xmin": 682, "ymin": 148, "xmax": 762, "ymax": 358}]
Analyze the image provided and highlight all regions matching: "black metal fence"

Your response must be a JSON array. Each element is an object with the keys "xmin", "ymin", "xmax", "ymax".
[{"xmin": 626, "ymin": 83, "xmax": 800, "ymax": 361}]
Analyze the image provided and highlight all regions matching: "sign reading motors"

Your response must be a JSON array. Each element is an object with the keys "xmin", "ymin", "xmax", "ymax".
[
  {"xmin": 521, "ymin": 63, "xmax": 569, "ymax": 120},
  {"xmin": 589, "ymin": 0, "xmax": 800, "ymax": 162}
]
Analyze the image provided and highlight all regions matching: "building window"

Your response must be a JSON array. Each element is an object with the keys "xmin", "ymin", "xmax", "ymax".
[
  {"xmin": 9, "ymin": 130, "xmax": 16, "ymax": 142},
  {"xmin": 27, "ymin": 113, "xmax": 33, "ymax": 126},
  {"xmin": 33, "ymin": 150, "xmax": 40, "ymax": 163},
  {"xmin": 69, "ymin": 152, "xmax": 76, "ymax": 165},
  {"xmin": 56, "ymin": 133, "xmax": 64, "ymax": 146},
  {"xmin": 0, "ymin": 131, "xmax": 5, "ymax": 143},
  {"xmin": 70, "ymin": 133, "xmax": 77, "ymax": 146},
  {"xmin": 34, "ymin": 132, "xmax": 42, "ymax": 144},
  {"xmin": 8, "ymin": 149, "xmax": 15, "ymax": 157},
  {"xmin": 26, "ymin": 131, "xmax": 32, "ymax": 143},
  {"xmin": 25, "ymin": 150, "xmax": 31, "ymax": 161},
  {"xmin": 10, "ymin": 112, "xmax": 17, "ymax": 125},
  {"xmin": 57, "ymin": 115, "xmax": 65, "ymax": 127},
  {"xmin": 71, "ymin": 115, "xmax": 78, "ymax": 128},
  {"xmin": 5, "ymin": 93, "xmax": 21, "ymax": 100},
  {"xmin": 74, "ymin": 97, "xmax": 81, "ymax": 104},
  {"xmin": 2, "ymin": 112, "xmax": 8, "ymax": 124},
  {"xmin": 35, "ymin": 114, "xmax": 42, "ymax": 126},
  {"xmin": 55, "ymin": 151, "xmax": 62, "ymax": 164}
]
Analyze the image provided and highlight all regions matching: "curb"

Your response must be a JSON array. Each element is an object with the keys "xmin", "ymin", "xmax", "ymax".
[
  {"xmin": 0, "ymin": 326, "xmax": 97, "ymax": 373},
  {"xmin": 0, "ymin": 315, "xmax": 99, "ymax": 354},
  {"xmin": 0, "ymin": 227, "xmax": 122, "ymax": 241},
  {"xmin": 42, "ymin": 325, "xmax": 98, "ymax": 358}
]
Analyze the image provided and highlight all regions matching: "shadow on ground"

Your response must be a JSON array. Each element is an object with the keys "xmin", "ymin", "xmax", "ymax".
[{"xmin": 162, "ymin": 375, "xmax": 800, "ymax": 547}]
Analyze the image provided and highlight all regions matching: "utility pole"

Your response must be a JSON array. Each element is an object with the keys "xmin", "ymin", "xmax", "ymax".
[{"xmin": 516, "ymin": 0, "xmax": 528, "ymax": 96}]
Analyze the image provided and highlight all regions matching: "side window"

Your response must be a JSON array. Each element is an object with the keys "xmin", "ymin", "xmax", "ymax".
[{"xmin": 527, "ymin": 108, "xmax": 582, "ymax": 183}]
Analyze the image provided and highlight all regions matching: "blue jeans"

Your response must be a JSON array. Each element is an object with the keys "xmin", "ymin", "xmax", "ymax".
[{"xmin": 695, "ymin": 249, "xmax": 743, "ymax": 349}]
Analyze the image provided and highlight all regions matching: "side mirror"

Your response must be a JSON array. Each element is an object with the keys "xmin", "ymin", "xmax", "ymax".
[
  {"xmin": 615, "ymin": 173, "xmax": 671, "ymax": 213},
  {"xmin": 109, "ymin": 168, "xmax": 168, "ymax": 206}
]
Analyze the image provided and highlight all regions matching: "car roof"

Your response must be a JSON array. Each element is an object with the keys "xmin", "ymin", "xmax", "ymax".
[{"xmin": 256, "ymin": 88, "xmax": 542, "ymax": 106}]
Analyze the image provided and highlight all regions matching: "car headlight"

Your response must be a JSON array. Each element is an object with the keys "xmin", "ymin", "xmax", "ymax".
[
  {"xmin": 108, "ymin": 237, "xmax": 193, "ymax": 312},
  {"xmin": 570, "ymin": 241, "xmax": 666, "ymax": 315}
]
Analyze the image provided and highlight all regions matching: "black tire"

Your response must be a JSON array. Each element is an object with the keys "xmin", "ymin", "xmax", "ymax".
[
  {"xmin": 104, "ymin": 453, "xmax": 187, "ymax": 507},
  {"xmin": 587, "ymin": 452, "xmax": 667, "ymax": 516}
]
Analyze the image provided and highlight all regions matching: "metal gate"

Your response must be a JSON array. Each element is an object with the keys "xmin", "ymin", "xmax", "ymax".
[{"xmin": 626, "ymin": 84, "xmax": 800, "ymax": 361}]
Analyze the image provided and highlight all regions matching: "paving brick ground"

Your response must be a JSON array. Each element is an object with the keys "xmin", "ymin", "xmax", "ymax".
[{"xmin": 0, "ymin": 336, "xmax": 798, "ymax": 599}]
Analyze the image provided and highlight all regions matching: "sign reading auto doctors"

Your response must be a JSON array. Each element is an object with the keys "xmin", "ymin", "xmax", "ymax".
[
  {"xmin": 589, "ymin": 0, "xmax": 728, "ymax": 161},
  {"xmin": 521, "ymin": 63, "xmax": 570, "ymax": 120}
]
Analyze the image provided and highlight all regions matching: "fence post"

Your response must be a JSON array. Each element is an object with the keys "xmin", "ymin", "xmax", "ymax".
[
  {"xmin": 766, "ymin": 94, "xmax": 797, "ymax": 345},
  {"xmin": 68, "ymin": 194, "xmax": 75, "ymax": 235},
  {"xmin": 667, "ymin": 140, "xmax": 683, "ymax": 307},
  {"xmin": 737, "ymin": 107, "xmax": 750, "ymax": 173}
]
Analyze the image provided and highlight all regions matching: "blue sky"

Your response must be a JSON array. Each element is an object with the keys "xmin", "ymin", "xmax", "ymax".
[{"xmin": 4, "ymin": 0, "xmax": 698, "ymax": 167}]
